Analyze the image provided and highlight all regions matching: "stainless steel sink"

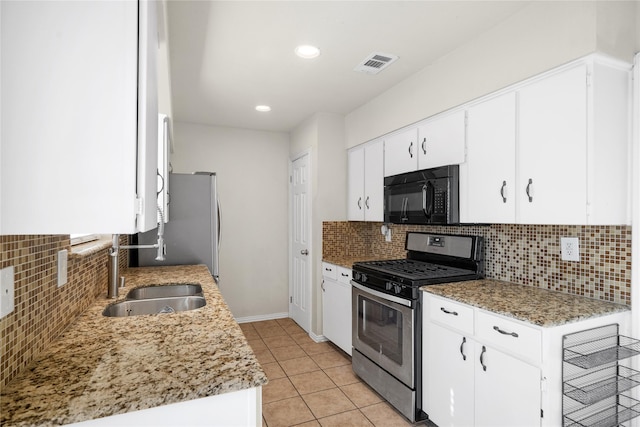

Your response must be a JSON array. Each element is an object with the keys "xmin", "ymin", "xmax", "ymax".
[
  {"xmin": 125, "ymin": 283, "xmax": 203, "ymax": 300},
  {"xmin": 103, "ymin": 296, "xmax": 206, "ymax": 317}
]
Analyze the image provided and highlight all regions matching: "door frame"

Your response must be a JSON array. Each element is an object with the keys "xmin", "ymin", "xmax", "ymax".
[{"xmin": 288, "ymin": 149, "xmax": 312, "ymax": 333}]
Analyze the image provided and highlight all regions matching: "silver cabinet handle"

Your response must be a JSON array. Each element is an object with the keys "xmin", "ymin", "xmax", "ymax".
[
  {"xmin": 500, "ymin": 181, "xmax": 507, "ymax": 203},
  {"xmin": 480, "ymin": 345, "xmax": 487, "ymax": 371},
  {"xmin": 300, "ymin": 249, "xmax": 309, "ymax": 255},
  {"xmin": 440, "ymin": 307, "xmax": 458, "ymax": 316},
  {"xmin": 421, "ymin": 138, "xmax": 426, "ymax": 155},
  {"xmin": 493, "ymin": 325, "xmax": 519, "ymax": 338},
  {"xmin": 341, "ymin": 273, "xmax": 349, "ymax": 277},
  {"xmin": 526, "ymin": 178, "xmax": 533, "ymax": 202},
  {"xmin": 357, "ymin": 197, "xmax": 362, "ymax": 210},
  {"xmin": 408, "ymin": 141, "xmax": 413, "ymax": 158},
  {"xmin": 460, "ymin": 337, "xmax": 467, "ymax": 361},
  {"xmin": 325, "ymin": 267, "xmax": 332, "ymax": 272},
  {"xmin": 365, "ymin": 196, "xmax": 370, "ymax": 209}
]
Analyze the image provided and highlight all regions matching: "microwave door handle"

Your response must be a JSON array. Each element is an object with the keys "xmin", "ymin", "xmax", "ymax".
[
  {"xmin": 402, "ymin": 197, "xmax": 408, "ymax": 221},
  {"xmin": 423, "ymin": 182, "xmax": 434, "ymax": 218}
]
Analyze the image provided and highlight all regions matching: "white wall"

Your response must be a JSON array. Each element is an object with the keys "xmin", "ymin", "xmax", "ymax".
[
  {"xmin": 345, "ymin": 1, "xmax": 637, "ymax": 148},
  {"xmin": 290, "ymin": 112, "xmax": 346, "ymax": 335},
  {"xmin": 171, "ymin": 122, "xmax": 290, "ymax": 319}
]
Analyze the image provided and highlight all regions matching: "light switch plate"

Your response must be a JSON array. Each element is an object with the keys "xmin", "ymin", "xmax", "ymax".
[
  {"xmin": 0, "ymin": 266, "xmax": 15, "ymax": 318},
  {"xmin": 561, "ymin": 237, "xmax": 580, "ymax": 262},
  {"xmin": 57, "ymin": 249, "xmax": 68, "ymax": 287}
]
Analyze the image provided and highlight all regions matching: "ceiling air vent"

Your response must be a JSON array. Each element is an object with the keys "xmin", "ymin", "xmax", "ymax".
[{"xmin": 354, "ymin": 52, "xmax": 399, "ymax": 75}]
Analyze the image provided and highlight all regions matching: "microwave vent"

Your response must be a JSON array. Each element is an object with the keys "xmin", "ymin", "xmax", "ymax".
[{"xmin": 354, "ymin": 52, "xmax": 398, "ymax": 75}]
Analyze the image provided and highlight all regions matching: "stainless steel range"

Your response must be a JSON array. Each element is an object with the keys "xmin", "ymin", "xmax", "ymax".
[{"xmin": 351, "ymin": 232, "xmax": 484, "ymax": 423}]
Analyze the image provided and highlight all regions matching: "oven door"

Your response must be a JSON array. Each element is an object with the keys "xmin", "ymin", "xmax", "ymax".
[{"xmin": 352, "ymin": 281, "xmax": 414, "ymax": 388}]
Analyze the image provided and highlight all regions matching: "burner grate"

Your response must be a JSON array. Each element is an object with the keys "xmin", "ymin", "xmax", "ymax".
[{"xmin": 359, "ymin": 259, "xmax": 474, "ymax": 280}]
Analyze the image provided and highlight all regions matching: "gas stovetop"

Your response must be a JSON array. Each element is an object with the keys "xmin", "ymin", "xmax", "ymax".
[
  {"xmin": 351, "ymin": 232, "xmax": 484, "ymax": 300},
  {"xmin": 355, "ymin": 259, "xmax": 477, "ymax": 282}
]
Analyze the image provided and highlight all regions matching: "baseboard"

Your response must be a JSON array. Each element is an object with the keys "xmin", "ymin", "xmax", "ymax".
[
  {"xmin": 235, "ymin": 312, "xmax": 289, "ymax": 324},
  {"xmin": 310, "ymin": 332, "xmax": 328, "ymax": 343}
]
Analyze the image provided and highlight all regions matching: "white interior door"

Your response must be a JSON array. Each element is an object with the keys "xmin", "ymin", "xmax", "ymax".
[{"xmin": 290, "ymin": 154, "xmax": 311, "ymax": 332}]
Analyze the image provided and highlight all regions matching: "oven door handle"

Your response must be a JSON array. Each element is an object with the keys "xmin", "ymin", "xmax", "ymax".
[{"xmin": 351, "ymin": 281, "xmax": 412, "ymax": 308}]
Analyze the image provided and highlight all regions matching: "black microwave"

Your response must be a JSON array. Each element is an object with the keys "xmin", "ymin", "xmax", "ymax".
[{"xmin": 384, "ymin": 165, "xmax": 459, "ymax": 225}]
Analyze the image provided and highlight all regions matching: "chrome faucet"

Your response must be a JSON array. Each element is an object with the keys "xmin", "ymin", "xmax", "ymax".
[{"xmin": 108, "ymin": 205, "xmax": 167, "ymax": 298}]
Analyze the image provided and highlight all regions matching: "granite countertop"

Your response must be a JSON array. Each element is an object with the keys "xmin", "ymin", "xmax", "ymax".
[
  {"xmin": 322, "ymin": 255, "xmax": 398, "ymax": 270},
  {"xmin": 422, "ymin": 279, "xmax": 630, "ymax": 327},
  {"xmin": 1, "ymin": 265, "xmax": 267, "ymax": 426}
]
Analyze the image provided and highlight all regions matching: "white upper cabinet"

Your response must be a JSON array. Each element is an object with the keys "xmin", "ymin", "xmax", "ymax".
[
  {"xmin": 461, "ymin": 56, "xmax": 630, "ymax": 225},
  {"xmin": 461, "ymin": 92, "xmax": 517, "ymax": 223},
  {"xmin": 383, "ymin": 128, "xmax": 418, "ymax": 177},
  {"xmin": 0, "ymin": 0, "xmax": 158, "ymax": 234},
  {"xmin": 384, "ymin": 111, "xmax": 466, "ymax": 178},
  {"xmin": 417, "ymin": 110, "xmax": 466, "ymax": 170},
  {"xmin": 348, "ymin": 140, "xmax": 383, "ymax": 221},
  {"xmin": 518, "ymin": 64, "xmax": 588, "ymax": 225}
]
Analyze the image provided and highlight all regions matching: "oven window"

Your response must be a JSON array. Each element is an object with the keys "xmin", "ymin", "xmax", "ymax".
[{"xmin": 357, "ymin": 296, "xmax": 403, "ymax": 365}]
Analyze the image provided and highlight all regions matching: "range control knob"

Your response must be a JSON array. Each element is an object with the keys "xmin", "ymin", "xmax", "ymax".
[
  {"xmin": 361, "ymin": 274, "xmax": 368, "ymax": 283},
  {"xmin": 353, "ymin": 272, "xmax": 361, "ymax": 281},
  {"xmin": 394, "ymin": 284, "xmax": 402, "ymax": 294},
  {"xmin": 385, "ymin": 282, "xmax": 394, "ymax": 291}
]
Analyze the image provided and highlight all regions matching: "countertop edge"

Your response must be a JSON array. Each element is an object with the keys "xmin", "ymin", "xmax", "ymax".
[{"xmin": 422, "ymin": 279, "xmax": 630, "ymax": 327}]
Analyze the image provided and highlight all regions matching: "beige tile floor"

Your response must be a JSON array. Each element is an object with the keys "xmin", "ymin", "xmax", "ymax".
[{"xmin": 240, "ymin": 318, "xmax": 415, "ymax": 427}]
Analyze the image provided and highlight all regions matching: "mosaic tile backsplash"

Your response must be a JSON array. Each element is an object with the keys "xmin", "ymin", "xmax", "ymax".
[
  {"xmin": 323, "ymin": 222, "xmax": 631, "ymax": 306},
  {"xmin": 0, "ymin": 235, "xmax": 128, "ymax": 388}
]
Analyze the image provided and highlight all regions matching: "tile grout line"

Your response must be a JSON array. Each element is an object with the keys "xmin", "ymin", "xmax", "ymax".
[{"xmin": 246, "ymin": 319, "xmax": 403, "ymax": 427}]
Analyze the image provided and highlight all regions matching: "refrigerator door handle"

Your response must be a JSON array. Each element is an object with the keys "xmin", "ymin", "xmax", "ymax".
[{"xmin": 217, "ymin": 198, "xmax": 221, "ymax": 251}]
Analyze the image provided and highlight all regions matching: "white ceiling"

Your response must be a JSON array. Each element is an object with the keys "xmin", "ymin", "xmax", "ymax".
[{"xmin": 167, "ymin": 1, "xmax": 531, "ymax": 133}]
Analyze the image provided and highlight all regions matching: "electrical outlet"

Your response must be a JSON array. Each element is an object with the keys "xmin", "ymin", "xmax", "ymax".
[
  {"xmin": 561, "ymin": 237, "xmax": 580, "ymax": 262},
  {"xmin": 57, "ymin": 249, "xmax": 68, "ymax": 287},
  {"xmin": 0, "ymin": 266, "xmax": 15, "ymax": 319}
]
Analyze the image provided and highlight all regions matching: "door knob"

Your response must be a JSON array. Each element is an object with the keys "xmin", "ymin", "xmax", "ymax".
[{"xmin": 300, "ymin": 249, "xmax": 309, "ymax": 255}]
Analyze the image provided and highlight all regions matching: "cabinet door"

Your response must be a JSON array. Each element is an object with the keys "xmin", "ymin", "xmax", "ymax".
[
  {"xmin": 1, "ymin": 0, "xmax": 158, "ymax": 234},
  {"xmin": 425, "ymin": 323, "xmax": 475, "ymax": 427},
  {"xmin": 475, "ymin": 343, "xmax": 541, "ymax": 427},
  {"xmin": 384, "ymin": 128, "xmax": 418, "ymax": 177},
  {"xmin": 136, "ymin": 0, "xmax": 160, "ymax": 232},
  {"xmin": 417, "ymin": 110, "xmax": 466, "ymax": 169},
  {"xmin": 322, "ymin": 277, "xmax": 352, "ymax": 355},
  {"xmin": 518, "ymin": 65, "xmax": 588, "ymax": 225},
  {"xmin": 463, "ymin": 93, "xmax": 516, "ymax": 224},
  {"xmin": 347, "ymin": 147, "xmax": 365, "ymax": 221},
  {"xmin": 363, "ymin": 140, "xmax": 384, "ymax": 221}
]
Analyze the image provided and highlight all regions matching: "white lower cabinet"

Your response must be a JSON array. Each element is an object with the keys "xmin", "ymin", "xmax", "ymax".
[
  {"xmin": 473, "ymin": 342, "xmax": 541, "ymax": 427},
  {"xmin": 321, "ymin": 263, "xmax": 352, "ymax": 355},
  {"xmin": 426, "ymin": 297, "xmax": 539, "ymax": 427},
  {"xmin": 427, "ymin": 323, "xmax": 475, "ymax": 427},
  {"xmin": 423, "ymin": 292, "xmax": 631, "ymax": 427}
]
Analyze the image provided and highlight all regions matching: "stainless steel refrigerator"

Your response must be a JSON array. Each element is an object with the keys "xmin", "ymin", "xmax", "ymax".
[{"xmin": 136, "ymin": 172, "xmax": 220, "ymax": 282}]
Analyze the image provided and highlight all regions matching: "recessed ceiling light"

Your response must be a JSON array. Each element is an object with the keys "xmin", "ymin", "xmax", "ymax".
[
  {"xmin": 295, "ymin": 45, "xmax": 320, "ymax": 59},
  {"xmin": 255, "ymin": 105, "xmax": 271, "ymax": 112}
]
